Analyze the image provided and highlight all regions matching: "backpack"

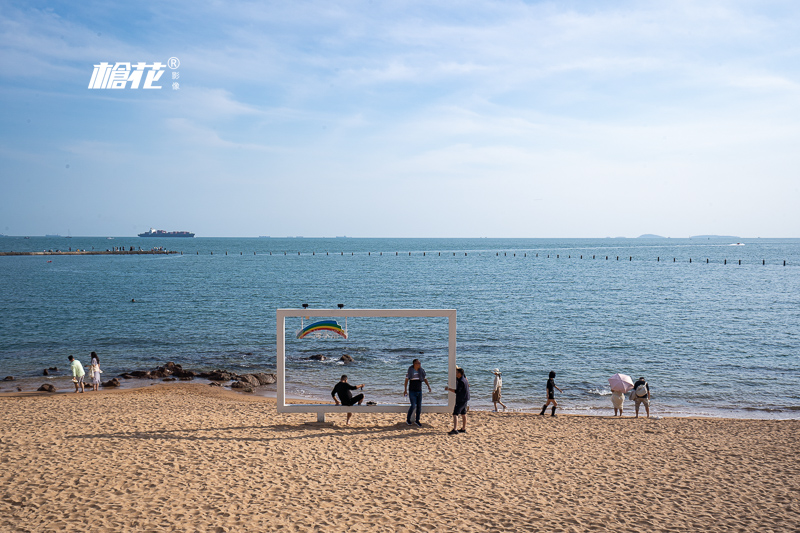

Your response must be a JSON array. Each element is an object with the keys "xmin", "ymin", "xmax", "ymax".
[{"xmin": 635, "ymin": 383, "xmax": 648, "ymax": 398}]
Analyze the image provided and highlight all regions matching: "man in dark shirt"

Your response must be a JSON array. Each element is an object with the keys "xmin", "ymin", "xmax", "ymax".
[
  {"xmin": 632, "ymin": 377, "xmax": 651, "ymax": 418},
  {"xmin": 331, "ymin": 375, "xmax": 365, "ymax": 425},
  {"xmin": 444, "ymin": 368, "xmax": 470, "ymax": 435}
]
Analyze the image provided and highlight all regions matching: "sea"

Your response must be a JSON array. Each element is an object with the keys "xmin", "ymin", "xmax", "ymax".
[{"xmin": 1, "ymin": 236, "xmax": 798, "ymax": 419}]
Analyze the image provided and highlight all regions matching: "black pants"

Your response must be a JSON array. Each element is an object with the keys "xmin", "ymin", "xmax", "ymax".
[{"xmin": 344, "ymin": 393, "xmax": 364, "ymax": 406}]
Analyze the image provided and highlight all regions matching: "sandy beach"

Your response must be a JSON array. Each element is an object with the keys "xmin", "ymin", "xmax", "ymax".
[{"xmin": 1, "ymin": 384, "xmax": 798, "ymax": 532}]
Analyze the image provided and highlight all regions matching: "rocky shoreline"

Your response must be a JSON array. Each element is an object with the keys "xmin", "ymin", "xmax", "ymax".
[{"xmin": 7, "ymin": 362, "xmax": 277, "ymax": 394}]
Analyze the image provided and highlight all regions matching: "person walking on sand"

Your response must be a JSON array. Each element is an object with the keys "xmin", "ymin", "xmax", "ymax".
[
  {"xmin": 404, "ymin": 359, "xmax": 431, "ymax": 427},
  {"xmin": 492, "ymin": 368, "xmax": 507, "ymax": 412},
  {"xmin": 88, "ymin": 351, "xmax": 102, "ymax": 392},
  {"xmin": 632, "ymin": 376, "xmax": 651, "ymax": 418},
  {"xmin": 539, "ymin": 371, "xmax": 562, "ymax": 417},
  {"xmin": 68, "ymin": 355, "xmax": 85, "ymax": 393},
  {"xmin": 331, "ymin": 375, "xmax": 365, "ymax": 426},
  {"xmin": 444, "ymin": 368, "xmax": 470, "ymax": 435}
]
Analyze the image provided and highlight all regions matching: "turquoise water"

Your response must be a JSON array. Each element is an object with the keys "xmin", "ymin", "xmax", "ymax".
[{"xmin": 1, "ymin": 236, "xmax": 798, "ymax": 418}]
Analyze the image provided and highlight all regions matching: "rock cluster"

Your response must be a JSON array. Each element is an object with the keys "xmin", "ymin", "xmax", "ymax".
[
  {"xmin": 111, "ymin": 362, "xmax": 276, "ymax": 394},
  {"xmin": 101, "ymin": 378, "xmax": 121, "ymax": 388},
  {"xmin": 37, "ymin": 383, "xmax": 56, "ymax": 392}
]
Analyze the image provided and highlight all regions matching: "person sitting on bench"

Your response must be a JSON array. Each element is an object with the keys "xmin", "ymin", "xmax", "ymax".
[{"xmin": 331, "ymin": 374, "xmax": 365, "ymax": 425}]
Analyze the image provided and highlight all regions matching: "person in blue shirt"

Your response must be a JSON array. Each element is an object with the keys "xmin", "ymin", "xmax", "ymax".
[
  {"xmin": 444, "ymin": 367, "xmax": 470, "ymax": 435},
  {"xmin": 403, "ymin": 359, "xmax": 431, "ymax": 427}
]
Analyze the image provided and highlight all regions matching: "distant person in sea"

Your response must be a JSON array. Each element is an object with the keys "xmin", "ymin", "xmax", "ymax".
[
  {"xmin": 68, "ymin": 355, "xmax": 85, "ymax": 393},
  {"xmin": 88, "ymin": 351, "xmax": 102, "ymax": 392},
  {"xmin": 444, "ymin": 368, "xmax": 470, "ymax": 435},
  {"xmin": 610, "ymin": 389, "xmax": 625, "ymax": 416},
  {"xmin": 492, "ymin": 368, "xmax": 507, "ymax": 412},
  {"xmin": 404, "ymin": 358, "xmax": 431, "ymax": 427},
  {"xmin": 539, "ymin": 371, "xmax": 562, "ymax": 417},
  {"xmin": 331, "ymin": 375, "xmax": 365, "ymax": 426},
  {"xmin": 631, "ymin": 377, "xmax": 651, "ymax": 418}
]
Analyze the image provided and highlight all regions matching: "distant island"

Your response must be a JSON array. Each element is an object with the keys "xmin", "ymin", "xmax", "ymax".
[
  {"xmin": 637, "ymin": 234, "xmax": 666, "ymax": 238},
  {"xmin": 690, "ymin": 235, "xmax": 741, "ymax": 240}
]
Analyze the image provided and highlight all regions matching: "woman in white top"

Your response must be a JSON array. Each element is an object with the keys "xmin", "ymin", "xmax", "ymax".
[
  {"xmin": 492, "ymin": 369, "xmax": 506, "ymax": 412},
  {"xmin": 89, "ymin": 351, "xmax": 102, "ymax": 391},
  {"xmin": 611, "ymin": 389, "xmax": 625, "ymax": 416}
]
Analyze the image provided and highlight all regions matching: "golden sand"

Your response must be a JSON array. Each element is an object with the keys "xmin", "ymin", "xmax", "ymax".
[{"xmin": 1, "ymin": 384, "xmax": 798, "ymax": 532}]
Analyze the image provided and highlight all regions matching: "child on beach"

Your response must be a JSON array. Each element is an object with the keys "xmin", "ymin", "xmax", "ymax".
[
  {"xmin": 68, "ymin": 355, "xmax": 85, "ymax": 393},
  {"xmin": 539, "ymin": 371, "xmax": 562, "ymax": 417},
  {"xmin": 492, "ymin": 368, "xmax": 506, "ymax": 412},
  {"xmin": 444, "ymin": 368, "xmax": 470, "ymax": 435}
]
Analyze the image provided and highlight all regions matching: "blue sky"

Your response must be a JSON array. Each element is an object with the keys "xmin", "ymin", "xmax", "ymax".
[{"xmin": 1, "ymin": 0, "xmax": 799, "ymax": 237}]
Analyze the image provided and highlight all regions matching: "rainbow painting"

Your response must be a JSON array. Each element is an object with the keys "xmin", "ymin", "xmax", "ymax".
[{"xmin": 296, "ymin": 320, "xmax": 348, "ymax": 339}]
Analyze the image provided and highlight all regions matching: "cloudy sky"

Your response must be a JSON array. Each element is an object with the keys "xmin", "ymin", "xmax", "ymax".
[{"xmin": 1, "ymin": 0, "xmax": 799, "ymax": 237}]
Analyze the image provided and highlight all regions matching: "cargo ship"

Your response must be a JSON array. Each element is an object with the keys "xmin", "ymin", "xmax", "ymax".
[{"xmin": 138, "ymin": 228, "xmax": 195, "ymax": 238}]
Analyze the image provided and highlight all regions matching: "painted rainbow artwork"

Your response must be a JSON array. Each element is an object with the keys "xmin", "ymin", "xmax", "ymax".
[{"xmin": 296, "ymin": 319, "xmax": 348, "ymax": 339}]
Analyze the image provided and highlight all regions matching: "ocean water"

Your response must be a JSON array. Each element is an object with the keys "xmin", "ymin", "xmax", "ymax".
[{"xmin": 1, "ymin": 236, "xmax": 798, "ymax": 419}]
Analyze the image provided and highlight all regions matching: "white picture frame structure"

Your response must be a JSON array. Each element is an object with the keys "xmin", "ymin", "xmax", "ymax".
[{"xmin": 276, "ymin": 308, "xmax": 457, "ymax": 422}]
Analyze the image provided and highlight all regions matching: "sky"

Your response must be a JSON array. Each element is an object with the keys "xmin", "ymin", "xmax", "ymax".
[{"xmin": 1, "ymin": 0, "xmax": 799, "ymax": 238}]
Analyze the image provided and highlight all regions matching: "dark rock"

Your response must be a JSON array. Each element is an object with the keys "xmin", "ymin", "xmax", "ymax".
[
  {"xmin": 244, "ymin": 352, "xmax": 253, "ymax": 356},
  {"xmin": 173, "ymin": 369, "xmax": 196, "ymax": 378},
  {"xmin": 119, "ymin": 373, "xmax": 134, "ymax": 379},
  {"xmin": 129, "ymin": 370, "xmax": 151, "ymax": 378},
  {"xmin": 209, "ymin": 382, "xmax": 221, "ymax": 387},
  {"xmin": 49, "ymin": 367, "xmax": 58, "ymax": 371},
  {"xmin": 207, "ymin": 370, "xmax": 234, "ymax": 381},
  {"xmin": 150, "ymin": 369, "xmax": 168, "ymax": 379},
  {"xmin": 162, "ymin": 377, "xmax": 177, "ymax": 382},
  {"xmin": 164, "ymin": 362, "xmax": 180, "ymax": 372},
  {"xmin": 42, "ymin": 369, "xmax": 49, "ymax": 376},
  {"xmin": 3, "ymin": 376, "xmax": 14, "ymax": 381},
  {"xmin": 339, "ymin": 354, "xmax": 354, "ymax": 363},
  {"xmin": 230, "ymin": 381, "xmax": 254, "ymax": 393},
  {"xmin": 253, "ymin": 373, "xmax": 276, "ymax": 385},
  {"xmin": 308, "ymin": 354, "xmax": 326, "ymax": 361},
  {"xmin": 37, "ymin": 383, "xmax": 56, "ymax": 392},
  {"xmin": 101, "ymin": 378, "xmax": 121, "ymax": 388},
  {"xmin": 179, "ymin": 376, "xmax": 194, "ymax": 381},
  {"xmin": 238, "ymin": 374, "xmax": 261, "ymax": 388}
]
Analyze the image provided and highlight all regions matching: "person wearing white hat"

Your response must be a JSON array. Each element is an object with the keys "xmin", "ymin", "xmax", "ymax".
[{"xmin": 492, "ymin": 369, "xmax": 506, "ymax": 412}]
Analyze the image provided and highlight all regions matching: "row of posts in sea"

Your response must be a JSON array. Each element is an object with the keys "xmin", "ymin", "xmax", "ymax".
[{"xmin": 176, "ymin": 250, "xmax": 790, "ymax": 266}]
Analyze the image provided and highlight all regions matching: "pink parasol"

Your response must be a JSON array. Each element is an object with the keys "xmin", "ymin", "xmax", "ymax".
[{"xmin": 608, "ymin": 373, "xmax": 634, "ymax": 393}]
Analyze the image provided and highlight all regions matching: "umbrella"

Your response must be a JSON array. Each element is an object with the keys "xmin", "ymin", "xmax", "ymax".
[{"xmin": 608, "ymin": 373, "xmax": 634, "ymax": 393}]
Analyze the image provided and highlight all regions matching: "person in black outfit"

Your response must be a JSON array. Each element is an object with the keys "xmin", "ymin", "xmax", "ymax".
[
  {"xmin": 444, "ymin": 368, "xmax": 470, "ymax": 435},
  {"xmin": 539, "ymin": 370, "xmax": 563, "ymax": 417},
  {"xmin": 331, "ymin": 374, "xmax": 365, "ymax": 425}
]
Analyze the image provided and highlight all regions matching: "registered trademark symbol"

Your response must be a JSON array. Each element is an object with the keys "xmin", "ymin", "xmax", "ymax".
[{"xmin": 168, "ymin": 57, "xmax": 180, "ymax": 69}]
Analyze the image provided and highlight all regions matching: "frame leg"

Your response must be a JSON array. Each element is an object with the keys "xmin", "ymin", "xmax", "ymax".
[{"xmin": 317, "ymin": 412, "xmax": 326, "ymax": 423}]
